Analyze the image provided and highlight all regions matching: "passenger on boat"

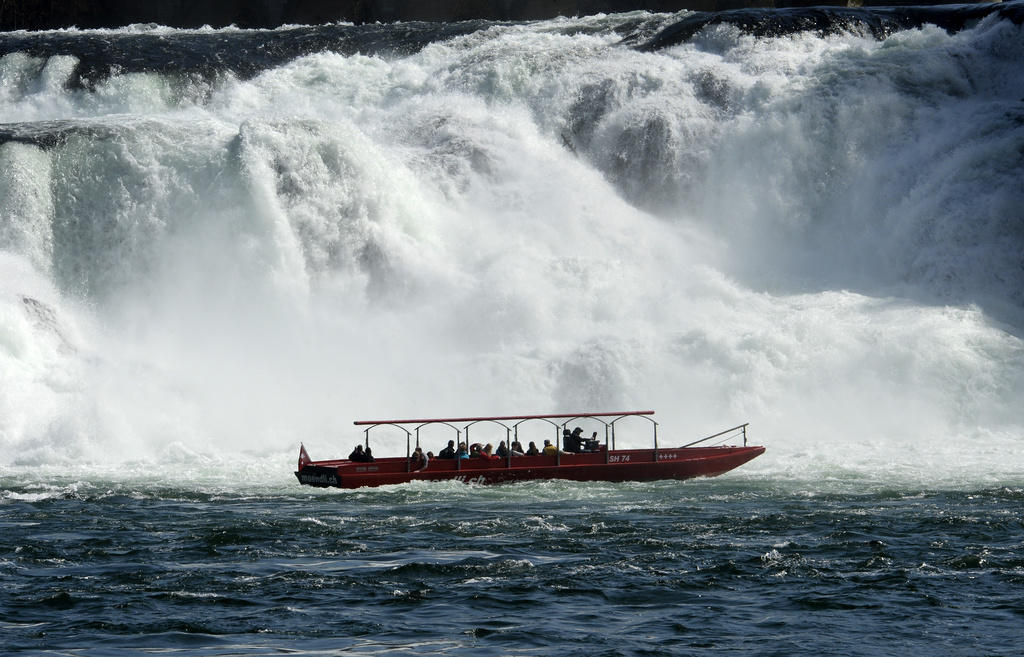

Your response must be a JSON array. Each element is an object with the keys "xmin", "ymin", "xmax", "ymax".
[
  {"xmin": 411, "ymin": 446, "xmax": 429, "ymax": 472},
  {"xmin": 526, "ymin": 441, "xmax": 540, "ymax": 456},
  {"xmin": 479, "ymin": 443, "xmax": 498, "ymax": 460},
  {"xmin": 510, "ymin": 440, "xmax": 525, "ymax": 456},
  {"xmin": 563, "ymin": 427, "xmax": 583, "ymax": 453},
  {"xmin": 348, "ymin": 444, "xmax": 365, "ymax": 461},
  {"xmin": 456, "ymin": 442, "xmax": 470, "ymax": 459},
  {"xmin": 469, "ymin": 443, "xmax": 482, "ymax": 457},
  {"xmin": 542, "ymin": 439, "xmax": 558, "ymax": 456},
  {"xmin": 364, "ymin": 446, "xmax": 375, "ymax": 462},
  {"xmin": 438, "ymin": 440, "xmax": 456, "ymax": 459},
  {"xmin": 573, "ymin": 427, "xmax": 587, "ymax": 451},
  {"xmin": 495, "ymin": 441, "xmax": 509, "ymax": 458}
]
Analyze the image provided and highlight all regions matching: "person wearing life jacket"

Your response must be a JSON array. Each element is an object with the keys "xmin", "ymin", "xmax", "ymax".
[{"xmin": 542, "ymin": 439, "xmax": 558, "ymax": 456}]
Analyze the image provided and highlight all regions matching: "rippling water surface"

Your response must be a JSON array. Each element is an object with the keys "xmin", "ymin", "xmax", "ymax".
[{"xmin": 3, "ymin": 474, "xmax": 1022, "ymax": 656}]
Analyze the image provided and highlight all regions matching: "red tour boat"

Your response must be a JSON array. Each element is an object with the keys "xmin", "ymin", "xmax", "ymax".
[{"xmin": 294, "ymin": 411, "xmax": 765, "ymax": 489}]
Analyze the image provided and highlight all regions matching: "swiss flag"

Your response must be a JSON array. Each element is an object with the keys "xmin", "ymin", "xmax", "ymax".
[{"xmin": 298, "ymin": 444, "xmax": 312, "ymax": 470}]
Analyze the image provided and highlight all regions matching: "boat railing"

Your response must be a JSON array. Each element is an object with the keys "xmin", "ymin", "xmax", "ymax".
[{"xmin": 679, "ymin": 423, "xmax": 749, "ymax": 448}]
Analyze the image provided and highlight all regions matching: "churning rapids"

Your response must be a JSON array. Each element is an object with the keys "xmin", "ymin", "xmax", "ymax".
[{"xmin": 1, "ymin": 3, "xmax": 1023, "ymax": 489}]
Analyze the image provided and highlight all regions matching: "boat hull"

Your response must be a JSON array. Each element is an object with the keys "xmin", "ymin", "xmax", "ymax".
[{"xmin": 295, "ymin": 445, "xmax": 765, "ymax": 489}]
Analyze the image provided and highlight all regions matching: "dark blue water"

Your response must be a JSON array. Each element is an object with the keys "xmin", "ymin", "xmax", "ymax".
[{"xmin": 3, "ymin": 476, "xmax": 1022, "ymax": 656}]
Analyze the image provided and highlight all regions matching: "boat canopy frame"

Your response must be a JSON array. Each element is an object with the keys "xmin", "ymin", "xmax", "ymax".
[
  {"xmin": 354, "ymin": 411, "xmax": 659, "ymax": 468},
  {"xmin": 350, "ymin": 412, "xmax": 748, "ymax": 472}
]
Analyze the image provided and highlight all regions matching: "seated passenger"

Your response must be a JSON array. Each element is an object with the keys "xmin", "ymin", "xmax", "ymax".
[
  {"xmin": 456, "ymin": 442, "xmax": 470, "ymax": 459},
  {"xmin": 438, "ymin": 440, "xmax": 456, "ymax": 459},
  {"xmin": 526, "ymin": 441, "xmax": 540, "ymax": 456},
  {"xmin": 411, "ymin": 446, "xmax": 429, "ymax": 472},
  {"xmin": 510, "ymin": 440, "xmax": 525, "ymax": 456},
  {"xmin": 570, "ymin": 427, "xmax": 587, "ymax": 452},
  {"xmin": 542, "ymin": 439, "xmax": 558, "ymax": 456},
  {"xmin": 495, "ymin": 441, "xmax": 509, "ymax": 458},
  {"xmin": 469, "ymin": 443, "xmax": 482, "ymax": 457},
  {"xmin": 564, "ymin": 428, "xmax": 582, "ymax": 453},
  {"xmin": 348, "ymin": 444, "xmax": 365, "ymax": 461},
  {"xmin": 479, "ymin": 443, "xmax": 498, "ymax": 460},
  {"xmin": 363, "ymin": 446, "xmax": 375, "ymax": 462}
]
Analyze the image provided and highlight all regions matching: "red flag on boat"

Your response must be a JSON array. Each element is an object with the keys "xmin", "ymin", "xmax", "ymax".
[{"xmin": 298, "ymin": 444, "xmax": 311, "ymax": 470}]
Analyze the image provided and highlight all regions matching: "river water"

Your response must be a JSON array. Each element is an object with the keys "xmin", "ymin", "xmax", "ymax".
[
  {"xmin": 3, "ymin": 473, "xmax": 1023, "ymax": 655},
  {"xmin": 2, "ymin": 4, "xmax": 1023, "ymax": 654}
]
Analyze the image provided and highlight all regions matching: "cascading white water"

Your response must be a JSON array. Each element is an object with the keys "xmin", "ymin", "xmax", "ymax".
[{"xmin": 1, "ymin": 12, "xmax": 1022, "ymax": 485}]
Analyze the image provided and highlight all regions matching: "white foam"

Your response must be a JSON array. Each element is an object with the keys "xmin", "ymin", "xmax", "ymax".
[{"xmin": 0, "ymin": 15, "xmax": 1022, "ymax": 488}]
